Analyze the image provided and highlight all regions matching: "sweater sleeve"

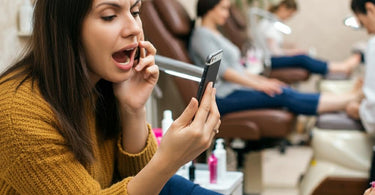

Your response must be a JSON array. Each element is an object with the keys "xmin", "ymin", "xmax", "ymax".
[
  {"xmin": 0, "ymin": 82, "xmax": 150, "ymax": 195},
  {"xmin": 116, "ymin": 124, "xmax": 158, "ymax": 177}
]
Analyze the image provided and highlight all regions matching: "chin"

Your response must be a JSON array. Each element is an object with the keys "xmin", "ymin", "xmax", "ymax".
[{"xmin": 111, "ymin": 71, "xmax": 134, "ymax": 84}]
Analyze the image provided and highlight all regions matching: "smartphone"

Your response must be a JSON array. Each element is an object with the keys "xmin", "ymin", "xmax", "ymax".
[
  {"xmin": 196, "ymin": 49, "xmax": 223, "ymax": 103},
  {"xmin": 135, "ymin": 46, "xmax": 141, "ymax": 61}
]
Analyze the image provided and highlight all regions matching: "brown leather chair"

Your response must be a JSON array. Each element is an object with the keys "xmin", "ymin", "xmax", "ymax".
[
  {"xmin": 140, "ymin": 0, "xmax": 295, "ymax": 142},
  {"xmin": 222, "ymin": 6, "xmax": 310, "ymax": 84}
]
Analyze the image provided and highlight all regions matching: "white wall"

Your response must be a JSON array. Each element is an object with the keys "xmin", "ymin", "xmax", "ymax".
[
  {"xmin": 177, "ymin": 0, "xmax": 369, "ymax": 61},
  {"xmin": 0, "ymin": 0, "xmax": 30, "ymax": 72},
  {"xmin": 279, "ymin": 0, "xmax": 368, "ymax": 61}
]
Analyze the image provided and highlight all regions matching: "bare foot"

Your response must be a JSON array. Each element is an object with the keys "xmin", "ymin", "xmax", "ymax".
[
  {"xmin": 343, "ymin": 53, "xmax": 362, "ymax": 74},
  {"xmin": 329, "ymin": 53, "xmax": 361, "ymax": 75},
  {"xmin": 350, "ymin": 78, "xmax": 364, "ymax": 102}
]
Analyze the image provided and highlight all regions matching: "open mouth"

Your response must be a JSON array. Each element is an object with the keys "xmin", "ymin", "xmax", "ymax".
[{"xmin": 112, "ymin": 47, "xmax": 136, "ymax": 65}]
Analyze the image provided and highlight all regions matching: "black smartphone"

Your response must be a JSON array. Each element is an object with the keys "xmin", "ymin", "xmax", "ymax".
[
  {"xmin": 196, "ymin": 49, "xmax": 223, "ymax": 103},
  {"xmin": 135, "ymin": 46, "xmax": 141, "ymax": 61}
]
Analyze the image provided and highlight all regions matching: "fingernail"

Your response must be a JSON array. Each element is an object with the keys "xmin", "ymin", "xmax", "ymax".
[{"xmin": 135, "ymin": 64, "xmax": 142, "ymax": 71}]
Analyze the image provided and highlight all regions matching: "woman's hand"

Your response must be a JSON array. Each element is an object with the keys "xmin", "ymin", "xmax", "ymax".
[
  {"xmin": 113, "ymin": 41, "xmax": 159, "ymax": 113},
  {"xmin": 156, "ymin": 82, "xmax": 221, "ymax": 169},
  {"xmin": 254, "ymin": 77, "xmax": 286, "ymax": 97}
]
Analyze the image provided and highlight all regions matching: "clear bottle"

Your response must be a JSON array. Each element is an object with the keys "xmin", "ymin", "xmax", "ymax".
[
  {"xmin": 208, "ymin": 153, "xmax": 217, "ymax": 184},
  {"xmin": 161, "ymin": 110, "xmax": 173, "ymax": 136},
  {"xmin": 213, "ymin": 138, "xmax": 226, "ymax": 182},
  {"xmin": 19, "ymin": 0, "xmax": 34, "ymax": 35}
]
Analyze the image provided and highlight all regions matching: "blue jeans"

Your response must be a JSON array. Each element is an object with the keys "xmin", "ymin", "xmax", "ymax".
[
  {"xmin": 216, "ymin": 87, "xmax": 320, "ymax": 116},
  {"xmin": 160, "ymin": 175, "xmax": 222, "ymax": 195},
  {"xmin": 271, "ymin": 54, "xmax": 328, "ymax": 75}
]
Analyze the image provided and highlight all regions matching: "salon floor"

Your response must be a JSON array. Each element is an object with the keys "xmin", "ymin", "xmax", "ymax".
[
  {"xmin": 225, "ymin": 116, "xmax": 316, "ymax": 195},
  {"xmin": 240, "ymin": 146, "xmax": 313, "ymax": 195}
]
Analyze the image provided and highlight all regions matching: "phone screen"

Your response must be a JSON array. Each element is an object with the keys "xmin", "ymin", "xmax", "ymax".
[{"xmin": 196, "ymin": 50, "xmax": 223, "ymax": 103}]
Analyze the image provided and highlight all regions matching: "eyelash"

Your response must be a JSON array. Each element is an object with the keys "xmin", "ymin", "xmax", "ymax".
[
  {"xmin": 132, "ymin": 11, "xmax": 140, "ymax": 17},
  {"xmin": 101, "ymin": 11, "xmax": 140, "ymax": 22},
  {"xmin": 102, "ymin": 15, "xmax": 116, "ymax": 21}
]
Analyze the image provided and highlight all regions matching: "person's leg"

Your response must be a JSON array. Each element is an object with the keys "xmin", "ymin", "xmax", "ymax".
[
  {"xmin": 216, "ymin": 88, "xmax": 320, "ymax": 116},
  {"xmin": 159, "ymin": 175, "xmax": 222, "ymax": 195},
  {"xmin": 216, "ymin": 87, "xmax": 363, "ymax": 116},
  {"xmin": 317, "ymin": 82, "xmax": 363, "ymax": 113},
  {"xmin": 271, "ymin": 53, "xmax": 361, "ymax": 75},
  {"xmin": 271, "ymin": 54, "xmax": 328, "ymax": 75},
  {"xmin": 328, "ymin": 53, "xmax": 362, "ymax": 75}
]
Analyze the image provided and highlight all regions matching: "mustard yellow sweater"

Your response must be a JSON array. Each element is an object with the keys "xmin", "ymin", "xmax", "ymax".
[{"xmin": 0, "ymin": 76, "xmax": 157, "ymax": 194}]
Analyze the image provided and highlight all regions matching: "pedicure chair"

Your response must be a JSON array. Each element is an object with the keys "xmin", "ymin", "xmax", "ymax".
[{"xmin": 140, "ymin": 0, "xmax": 296, "ymax": 165}]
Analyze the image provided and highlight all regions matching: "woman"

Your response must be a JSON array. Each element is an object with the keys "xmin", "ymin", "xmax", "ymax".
[
  {"xmin": 189, "ymin": 0, "xmax": 363, "ymax": 116},
  {"xmin": 257, "ymin": 0, "xmax": 360, "ymax": 75},
  {"xmin": 0, "ymin": 0, "xmax": 221, "ymax": 194}
]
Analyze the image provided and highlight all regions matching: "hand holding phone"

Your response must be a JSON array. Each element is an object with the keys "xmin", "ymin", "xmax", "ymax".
[{"xmin": 196, "ymin": 49, "xmax": 223, "ymax": 103}]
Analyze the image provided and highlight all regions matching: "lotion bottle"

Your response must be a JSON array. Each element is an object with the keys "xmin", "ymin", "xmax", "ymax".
[
  {"xmin": 161, "ymin": 110, "xmax": 173, "ymax": 136},
  {"xmin": 213, "ymin": 138, "xmax": 226, "ymax": 182}
]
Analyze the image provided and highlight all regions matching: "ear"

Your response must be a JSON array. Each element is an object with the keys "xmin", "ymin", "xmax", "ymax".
[{"xmin": 365, "ymin": 2, "xmax": 375, "ymax": 15}]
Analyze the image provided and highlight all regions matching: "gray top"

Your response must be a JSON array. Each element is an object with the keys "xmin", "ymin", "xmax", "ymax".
[{"xmin": 189, "ymin": 27, "xmax": 250, "ymax": 98}]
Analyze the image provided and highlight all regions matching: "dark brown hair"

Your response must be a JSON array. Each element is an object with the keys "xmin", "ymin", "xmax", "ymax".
[
  {"xmin": 351, "ymin": 0, "xmax": 375, "ymax": 14},
  {"xmin": 269, "ymin": 0, "xmax": 298, "ymax": 13},
  {"xmin": 197, "ymin": 0, "xmax": 221, "ymax": 17},
  {"xmin": 0, "ymin": 0, "xmax": 121, "ymax": 166}
]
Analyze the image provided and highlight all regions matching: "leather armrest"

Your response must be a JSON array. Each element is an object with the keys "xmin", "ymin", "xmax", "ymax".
[
  {"xmin": 222, "ymin": 109, "xmax": 296, "ymax": 138},
  {"xmin": 269, "ymin": 68, "xmax": 310, "ymax": 84},
  {"xmin": 218, "ymin": 119, "xmax": 260, "ymax": 140}
]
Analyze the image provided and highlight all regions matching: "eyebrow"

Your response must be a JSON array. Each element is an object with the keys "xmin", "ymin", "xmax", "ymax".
[
  {"xmin": 96, "ymin": 0, "xmax": 141, "ymax": 9},
  {"xmin": 131, "ymin": 0, "xmax": 141, "ymax": 9}
]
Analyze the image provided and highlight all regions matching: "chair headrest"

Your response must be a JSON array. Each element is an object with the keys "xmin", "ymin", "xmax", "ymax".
[
  {"xmin": 230, "ymin": 7, "xmax": 247, "ymax": 30},
  {"xmin": 153, "ymin": 0, "xmax": 192, "ymax": 36}
]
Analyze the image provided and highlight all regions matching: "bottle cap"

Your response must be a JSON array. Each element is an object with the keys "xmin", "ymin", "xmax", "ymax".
[
  {"xmin": 216, "ymin": 138, "xmax": 225, "ymax": 149},
  {"xmin": 163, "ymin": 110, "xmax": 172, "ymax": 119}
]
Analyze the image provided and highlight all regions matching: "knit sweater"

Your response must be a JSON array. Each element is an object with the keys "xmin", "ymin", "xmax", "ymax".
[{"xmin": 0, "ymin": 75, "xmax": 158, "ymax": 194}]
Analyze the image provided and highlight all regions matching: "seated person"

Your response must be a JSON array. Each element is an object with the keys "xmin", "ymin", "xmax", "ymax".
[
  {"xmin": 257, "ymin": 0, "xmax": 361, "ymax": 75},
  {"xmin": 189, "ymin": 0, "xmax": 363, "ymax": 116},
  {"xmin": 345, "ymin": 0, "xmax": 375, "ymax": 135},
  {"xmin": 0, "ymin": 0, "xmax": 221, "ymax": 194}
]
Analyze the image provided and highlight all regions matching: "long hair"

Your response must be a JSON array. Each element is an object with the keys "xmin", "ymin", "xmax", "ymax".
[
  {"xmin": 197, "ymin": 0, "xmax": 221, "ymax": 17},
  {"xmin": 269, "ymin": 0, "xmax": 298, "ymax": 13},
  {"xmin": 0, "ymin": 0, "xmax": 121, "ymax": 166},
  {"xmin": 351, "ymin": 0, "xmax": 375, "ymax": 14}
]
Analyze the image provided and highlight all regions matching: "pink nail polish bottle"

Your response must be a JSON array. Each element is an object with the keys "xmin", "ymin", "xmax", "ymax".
[{"xmin": 208, "ymin": 153, "xmax": 217, "ymax": 184}]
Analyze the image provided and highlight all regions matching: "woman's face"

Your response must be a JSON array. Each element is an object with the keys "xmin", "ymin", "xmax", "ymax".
[
  {"xmin": 276, "ymin": 6, "xmax": 296, "ymax": 21},
  {"xmin": 81, "ymin": 0, "xmax": 142, "ymax": 84},
  {"xmin": 208, "ymin": 0, "xmax": 231, "ymax": 26}
]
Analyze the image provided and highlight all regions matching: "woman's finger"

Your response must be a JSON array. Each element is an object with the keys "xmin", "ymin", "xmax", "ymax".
[
  {"xmin": 172, "ymin": 98, "xmax": 199, "ymax": 128},
  {"xmin": 203, "ymin": 88, "xmax": 221, "ymax": 137},
  {"xmin": 140, "ymin": 41, "xmax": 157, "ymax": 56},
  {"xmin": 143, "ymin": 64, "xmax": 159, "ymax": 80},
  {"xmin": 193, "ymin": 82, "xmax": 213, "ymax": 127},
  {"xmin": 136, "ymin": 54, "xmax": 155, "ymax": 72}
]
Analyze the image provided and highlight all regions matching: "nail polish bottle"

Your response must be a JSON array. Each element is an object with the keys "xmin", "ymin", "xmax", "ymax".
[{"xmin": 208, "ymin": 153, "xmax": 217, "ymax": 184}]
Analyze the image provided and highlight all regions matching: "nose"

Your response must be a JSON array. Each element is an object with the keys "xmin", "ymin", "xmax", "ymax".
[{"xmin": 120, "ymin": 14, "xmax": 142, "ymax": 38}]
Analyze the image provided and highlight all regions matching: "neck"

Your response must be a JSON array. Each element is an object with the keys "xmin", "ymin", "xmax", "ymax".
[{"xmin": 201, "ymin": 16, "xmax": 219, "ymax": 33}]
